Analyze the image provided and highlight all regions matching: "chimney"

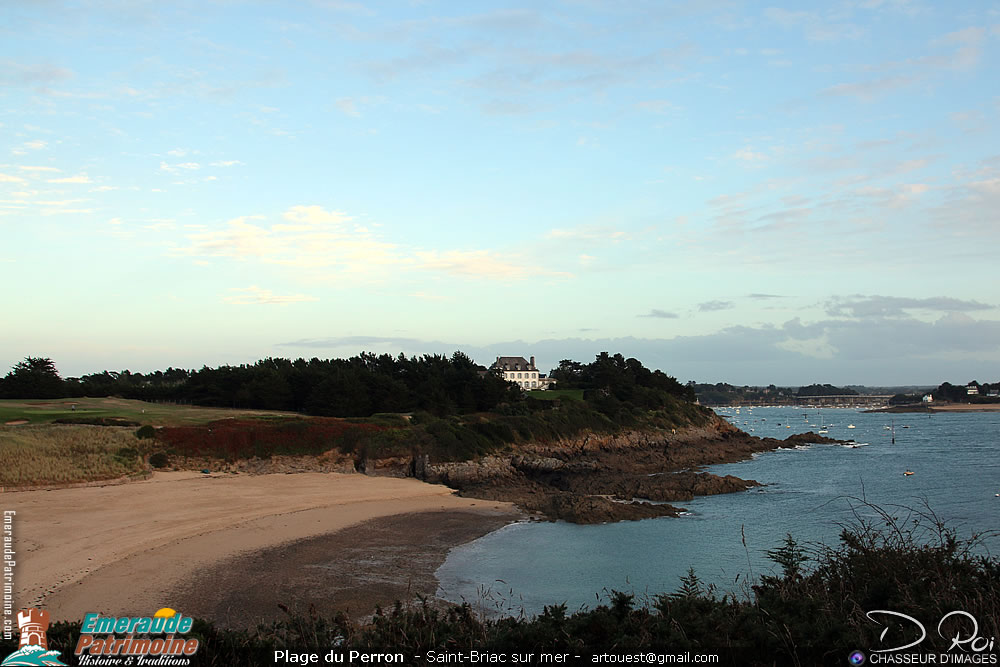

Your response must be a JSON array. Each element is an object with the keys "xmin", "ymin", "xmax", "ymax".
[{"xmin": 530, "ymin": 356, "xmax": 535, "ymax": 368}]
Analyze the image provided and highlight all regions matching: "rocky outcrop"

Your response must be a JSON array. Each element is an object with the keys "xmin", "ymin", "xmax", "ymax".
[{"xmin": 417, "ymin": 416, "xmax": 849, "ymax": 524}]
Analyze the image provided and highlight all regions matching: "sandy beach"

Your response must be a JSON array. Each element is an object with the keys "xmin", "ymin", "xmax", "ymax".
[{"xmin": 2, "ymin": 471, "xmax": 520, "ymax": 625}]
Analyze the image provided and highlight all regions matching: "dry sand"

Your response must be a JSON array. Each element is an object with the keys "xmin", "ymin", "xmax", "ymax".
[{"xmin": 2, "ymin": 471, "xmax": 520, "ymax": 624}]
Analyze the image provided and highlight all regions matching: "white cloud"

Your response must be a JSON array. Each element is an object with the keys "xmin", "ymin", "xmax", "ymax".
[
  {"xmin": 224, "ymin": 286, "xmax": 319, "ymax": 305},
  {"xmin": 635, "ymin": 100, "xmax": 676, "ymax": 114},
  {"xmin": 776, "ymin": 333, "xmax": 837, "ymax": 359},
  {"xmin": 176, "ymin": 206, "xmax": 402, "ymax": 278},
  {"xmin": 41, "ymin": 207, "xmax": 94, "ymax": 215},
  {"xmin": 175, "ymin": 205, "xmax": 578, "ymax": 283},
  {"xmin": 731, "ymin": 146, "xmax": 768, "ymax": 162},
  {"xmin": 23, "ymin": 140, "xmax": 47, "ymax": 150},
  {"xmin": 638, "ymin": 309, "xmax": 679, "ymax": 319},
  {"xmin": 0, "ymin": 60, "xmax": 73, "ymax": 86},
  {"xmin": 0, "ymin": 173, "xmax": 27, "ymax": 184},
  {"xmin": 167, "ymin": 148, "xmax": 188, "ymax": 157},
  {"xmin": 335, "ymin": 98, "xmax": 361, "ymax": 117},
  {"xmin": 901, "ymin": 183, "xmax": 930, "ymax": 196},
  {"xmin": 936, "ymin": 26, "xmax": 986, "ymax": 45},
  {"xmin": 546, "ymin": 226, "xmax": 631, "ymax": 242},
  {"xmin": 409, "ymin": 292, "xmax": 449, "ymax": 301},
  {"xmin": 17, "ymin": 166, "xmax": 60, "ymax": 172},
  {"xmin": 46, "ymin": 174, "xmax": 92, "ymax": 184},
  {"xmin": 825, "ymin": 295, "xmax": 993, "ymax": 319},
  {"xmin": 210, "ymin": 160, "xmax": 243, "ymax": 167},
  {"xmin": 415, "ymin": 249, "xmax": 564, "ymax": 280},
  {"xmin": 763, "ymin": 7, "xmax": 864, "ymax": 42},
  {"xmin": 822, "ymin": 76, "xmax": 915, "ymax": 101},
  {"xmin": 177, "ymin": 162, "xmax": 201, "ymax": 170}
]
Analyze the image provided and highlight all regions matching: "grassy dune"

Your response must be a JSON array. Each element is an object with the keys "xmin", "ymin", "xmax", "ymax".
[
  {"xmin": 0, "ymin": 424, "xmax": 151, "ymax": 487},
  {"xmin": 0, "ymin": 397, "xmax": 298, "ymax": 426}
]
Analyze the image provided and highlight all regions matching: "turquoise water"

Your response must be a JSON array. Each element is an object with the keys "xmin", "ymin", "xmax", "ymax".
[{"xmin": 435, "ymin": 407, "xmax": 1000, "ymax": 617}]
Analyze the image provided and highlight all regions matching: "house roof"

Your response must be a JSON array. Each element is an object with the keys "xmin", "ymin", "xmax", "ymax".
[{"xmin": 492, "ymin": 356, "xmax": 535, "ymax": 371}]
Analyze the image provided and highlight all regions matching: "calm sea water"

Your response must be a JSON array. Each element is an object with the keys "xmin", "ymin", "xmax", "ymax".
[{"xmin": 435, "ymin": 407, "xmax": 1000, "ymax": 617}]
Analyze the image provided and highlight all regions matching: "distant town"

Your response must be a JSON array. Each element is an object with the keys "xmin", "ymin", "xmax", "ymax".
[{"xmin": 691, "ymin": 381, "xmax": 1000, "ymax": 408}]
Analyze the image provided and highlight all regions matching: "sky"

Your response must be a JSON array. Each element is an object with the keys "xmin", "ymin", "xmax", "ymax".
[{"xmin": 2, "ymin": 0, "xmax": 999, "ymax": 386}]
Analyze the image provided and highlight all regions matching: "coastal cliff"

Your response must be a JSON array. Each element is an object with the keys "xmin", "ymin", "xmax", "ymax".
[
  {"xmin": 418, "ymin": 413, "xmax": 844, "ymax": 523},
  {"xmin": 156, "ymin": 407, "xmax": 846, "ymax": 525}
]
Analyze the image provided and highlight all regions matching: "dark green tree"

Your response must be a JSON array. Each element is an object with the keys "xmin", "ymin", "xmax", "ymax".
[{"xmin": 1, "ymin": 357, "xmax": 65, "ymax": 398}]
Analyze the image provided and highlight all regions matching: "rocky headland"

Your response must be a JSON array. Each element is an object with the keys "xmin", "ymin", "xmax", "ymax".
[
  {"xmin": 419, "ymin": 415, "xmax": 847, "ymax": 523},
  {"xmin": 163, "ymin": 411, "xmax": 849, "ymax": 525}
]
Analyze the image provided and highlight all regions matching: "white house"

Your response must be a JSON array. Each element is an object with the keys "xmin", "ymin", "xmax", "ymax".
[{"xmin": 491, "ymin": 356, "xmax": 555, "ymax": 390}]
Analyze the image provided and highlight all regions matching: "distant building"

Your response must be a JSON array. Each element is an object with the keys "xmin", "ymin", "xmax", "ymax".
[
  {"xmin": 491, "ymin": 356, "xmax": 555, "ymax": 391},
  {"xmin": 922, "ymin": 394, "xmax": 934, "ymax": 403},
  {"xmin": 536, "ymin": 376, "xmax": 558, "ymax": 390},
  {"xmin": 966, "ymin": 384, "xmax": 979, "ymax": 395}
]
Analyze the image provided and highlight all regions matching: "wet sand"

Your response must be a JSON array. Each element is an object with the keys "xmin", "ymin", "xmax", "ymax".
[
  {"xmin": 168, "ymin": 509, "xmax": 516, "ymax": 628},
  {"xmin": 2, "ymin": 471, "xmax": 520, "ymax": 623}
]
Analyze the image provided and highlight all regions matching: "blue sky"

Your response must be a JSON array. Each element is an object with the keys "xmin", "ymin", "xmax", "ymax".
[{"xmin": 2, "ymin": 0, "xmax": 999, "ymax": 385}]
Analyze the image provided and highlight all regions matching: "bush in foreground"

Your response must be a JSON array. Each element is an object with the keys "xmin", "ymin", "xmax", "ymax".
[{"xmin": 4, "ymin": 504, "xmax": 996, "ymax": 666}]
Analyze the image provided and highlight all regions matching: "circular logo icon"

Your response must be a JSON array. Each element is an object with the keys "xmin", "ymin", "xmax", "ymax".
[{"xmin": 848, "ymin": 651, "xmax": 866, "ymax": 665}]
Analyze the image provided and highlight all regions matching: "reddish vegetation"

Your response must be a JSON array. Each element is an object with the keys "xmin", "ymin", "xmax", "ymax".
[{"xmin": 157, "ymin": 418, "xmax": 389, "ymax": 459}]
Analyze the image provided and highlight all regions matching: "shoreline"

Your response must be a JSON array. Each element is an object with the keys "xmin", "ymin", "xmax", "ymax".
[
  {"xmin": 867, "ymin": 403, "xmax": 1000, "ymax": 413},
  {"xmin": 5, "ymin": 471, "xmax": 521, "ymax": 624}
]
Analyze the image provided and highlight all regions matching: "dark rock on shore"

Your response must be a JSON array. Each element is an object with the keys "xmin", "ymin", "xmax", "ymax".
[{"xmin": 420, "ymin": 418, "xmax": 848, "ymax": 524}]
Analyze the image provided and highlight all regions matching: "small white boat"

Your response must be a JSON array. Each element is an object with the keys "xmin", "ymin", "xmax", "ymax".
[{"xmin": 847, "ymin": 424, "xmax": 856, "ymax": 429}]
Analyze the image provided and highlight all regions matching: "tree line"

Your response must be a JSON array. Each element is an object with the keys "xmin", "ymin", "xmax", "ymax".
[
  {"xmin": 933, "ymin": 380, "xmax": 1000, "ymax": 402},
  {"xmin": 691, "ymin": 382, "xmax": 859, "ymax": 406},
  {"xmin": 548, "ymin": 352, "xmax": 695, "ymax": 406},
  {"xmin": 0, "ymin": 353, "xmax": 521, "ymax": 417},
  {"xmin": 0, "ymin": 352, "xmax": 699, "ymax": 418}
]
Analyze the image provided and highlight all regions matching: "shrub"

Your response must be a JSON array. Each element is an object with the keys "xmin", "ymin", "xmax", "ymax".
[
  {"xmin": 149, "ymin": 452, "xmax": 169, "ymax": 469},
  {"xmin": 135, "ymin": 424, "xmax": 157, "ymax": 439}
]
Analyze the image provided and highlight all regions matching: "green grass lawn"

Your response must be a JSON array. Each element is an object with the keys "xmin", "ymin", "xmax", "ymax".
[
  {"xmin": 525, "ymin": 388, "xmax": 584, "ymax": 401},
  {"xmin": 0, "ymin": 397, "xmax": 299, "ymax": 426}
]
